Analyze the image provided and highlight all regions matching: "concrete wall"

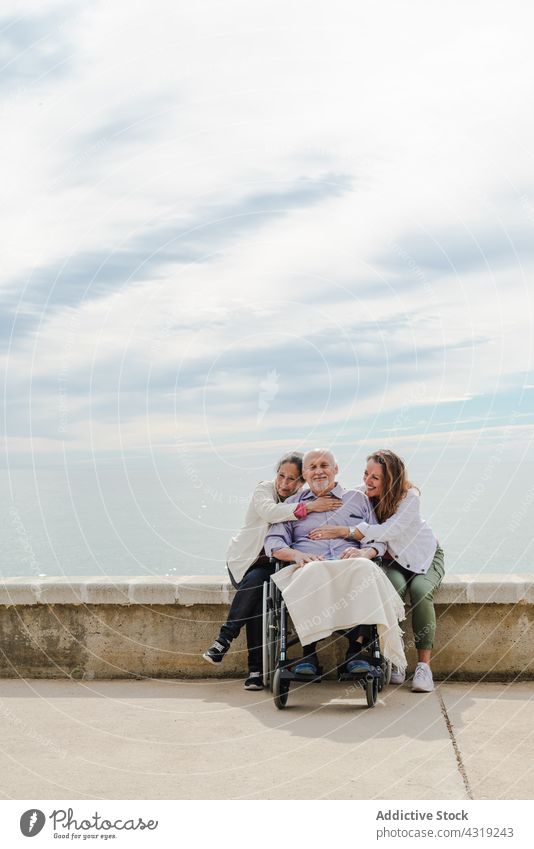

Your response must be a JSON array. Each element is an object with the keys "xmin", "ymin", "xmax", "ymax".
[{"xmin": 1, "ymin": 575, "xmax": 533, "ymax": 680}]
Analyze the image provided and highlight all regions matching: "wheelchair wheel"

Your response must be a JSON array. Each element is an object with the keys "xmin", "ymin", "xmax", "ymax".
[
  {"xmin": 262, "ymin": 582, "xmax": 270, "ymax": 688},
  {"xmin": 268, "ymin": 633, "xmax": 279, "ymax": 693},
  {"xmin": 262, "ymin": 582, "xmax": 278, "ymax": 689},
  {"xmin": 273, "ymin": 668, "xmax": 289, "ymax": 710},
  {"xmin": 366, "ymin": 675, "xmax": 379, "ymax": 708},
  {"xmin": 268, "ymin": 601, "xmax": 279, "ymax": 693},
  {"xmin": 378, "ymin": 658, "xmax": 392, "ymax": 691}
]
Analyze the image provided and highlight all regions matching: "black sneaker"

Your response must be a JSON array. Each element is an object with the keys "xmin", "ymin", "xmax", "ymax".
[
  {"xmin": 202, "ymin": 637, "xmax": 230, "ymax": 665},
  {"xmin": 244, "ymin": 673, "xmax": 264, "ymax": 691}
]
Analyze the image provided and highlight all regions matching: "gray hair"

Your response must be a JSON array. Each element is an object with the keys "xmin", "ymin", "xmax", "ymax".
[
  {"xmin": 303, "ymin": 448, "xmax": 336, "ymax": 468},
  {"xmin": 276, "ymin": 452, "xmax": 304, "ymax": 477}
]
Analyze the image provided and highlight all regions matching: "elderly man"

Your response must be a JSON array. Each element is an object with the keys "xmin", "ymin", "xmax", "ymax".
[{"xmin": 264, "ymin": 448, "xmax": 386, "ymax": 676}]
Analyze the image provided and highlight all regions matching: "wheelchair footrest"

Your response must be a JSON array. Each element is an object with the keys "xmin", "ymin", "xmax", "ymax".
[{"xmin": 279, "ymin": 667, "xmax": 323, "ymax": 684}]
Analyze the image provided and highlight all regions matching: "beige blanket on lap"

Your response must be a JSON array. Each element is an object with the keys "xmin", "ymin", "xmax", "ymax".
[{"xmin": 272, "ymin": 557, "xmax": 407, "ymax": 671}]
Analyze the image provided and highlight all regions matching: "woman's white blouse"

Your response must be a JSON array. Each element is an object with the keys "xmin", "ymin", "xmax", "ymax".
[
  {"xmin": 226, "ymin": 480, "xmax": 301, "ymax": 585},
  {"xmin": 356, "ymin": 487, "xmax": 438, "ymax": 575}
]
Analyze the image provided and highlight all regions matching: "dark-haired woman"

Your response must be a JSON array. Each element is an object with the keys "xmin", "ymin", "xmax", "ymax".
[
  {"xmin": 202, "ymin": 452, "xmax": 342, "ymax": 690},
  {"xmin": 308, "ymin": 449, "xmax": 444, "ymax": 692}
]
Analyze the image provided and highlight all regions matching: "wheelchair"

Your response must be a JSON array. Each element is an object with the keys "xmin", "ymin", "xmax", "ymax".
[{"xmin": 262, "ymin": 559, "xmax": 392, "ymax": 709}]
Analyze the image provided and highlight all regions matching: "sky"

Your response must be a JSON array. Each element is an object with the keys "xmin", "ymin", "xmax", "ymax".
[{"xmin": 1, "ymin": 0, "xmax": 533, "ymax": 493}]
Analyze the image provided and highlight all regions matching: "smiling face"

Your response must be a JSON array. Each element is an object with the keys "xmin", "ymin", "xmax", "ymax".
[
  {"xmin": 302, "ymin": 450, "xmax": 338, "ymax": 496},
  {"xmin": 363, "ymin": 459, "xmax": 385, "ymax": 499},
  {"xmin": 275, "ymin": 462, "xmax": 303, "ymax": 499}
]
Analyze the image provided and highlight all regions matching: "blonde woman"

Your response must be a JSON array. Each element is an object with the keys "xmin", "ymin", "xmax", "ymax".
[{"xmin": 308, "ymin": 450, "xmax": 444, "ymax": 692}]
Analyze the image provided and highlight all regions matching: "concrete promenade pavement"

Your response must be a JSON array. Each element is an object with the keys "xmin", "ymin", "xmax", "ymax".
[{"xmin": 1, "ymin": 679, "xmax": 533, "ymax": 800}]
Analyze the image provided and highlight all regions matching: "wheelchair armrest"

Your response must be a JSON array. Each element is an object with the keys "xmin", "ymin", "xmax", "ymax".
[{"xmin": 269, "ymin": 556, "xmax": 295, "ymax": 572}]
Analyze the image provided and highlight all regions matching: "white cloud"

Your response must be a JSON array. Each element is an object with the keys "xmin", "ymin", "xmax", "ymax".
[{"xmin": 2, "ymin": 0, "xmax": 534, "ymax": 458}]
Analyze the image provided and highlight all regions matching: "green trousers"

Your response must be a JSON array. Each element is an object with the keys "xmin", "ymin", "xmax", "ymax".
[{"xmin": 382, "ymin": 545, "xmax": 445, "ymax": 651}]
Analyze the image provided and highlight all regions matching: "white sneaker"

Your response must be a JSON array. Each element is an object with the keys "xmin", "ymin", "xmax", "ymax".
[
  {"xmin": 411, "ymin": 662, "xmax": 434, "ymax": 692},
  {"xmin": 390, "ymin": 665, "xmax": 406, "ymax": 685}
]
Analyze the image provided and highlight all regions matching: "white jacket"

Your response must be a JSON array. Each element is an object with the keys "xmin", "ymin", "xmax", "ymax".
[
  {"xmin": 357, "ymin": 487, "xmax": 438, "ymax": 575},
  {"xmin": 226, "ymin": 479, "xmax": 302, "ymax": 585}
]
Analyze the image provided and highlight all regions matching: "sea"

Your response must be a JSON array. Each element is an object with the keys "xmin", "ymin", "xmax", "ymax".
[{"xmin": 1, "ymin": 450, "xmax": 533, "ymax": 579}]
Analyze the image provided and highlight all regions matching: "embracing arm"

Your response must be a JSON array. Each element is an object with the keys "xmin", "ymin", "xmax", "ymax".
[
  {"xmin": 306, "ymin": 528, "xmax": 380, "ymax": 559},
  {"xmin": 357, "ymin": 490, "xmax": 419, "ymax": 543},
  {"xmin": 305, "ymin": 491, "xmax": 385, "ymax": 556},
  {"xmin": 308, "ymin": 524, "xmax": 355, "ymax": 540},
  {"xmin": 252, "ymin": 483, "xmax": 305, "ymax": 523},
  {"xmin": 252, "ymin": 484, "xmax": 341, "ymax": 523}
]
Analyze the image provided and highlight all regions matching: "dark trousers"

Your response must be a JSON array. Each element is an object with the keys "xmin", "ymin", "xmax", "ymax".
[
  {"xmin": 302, "ymin": 624, "xmax": 372, "ymax": 665},
  {"xmin": 219, "ymin": 557, "xmax": 274, "ymax": 673}
]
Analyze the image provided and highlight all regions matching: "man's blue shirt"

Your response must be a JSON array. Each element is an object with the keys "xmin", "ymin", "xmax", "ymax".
[{"xmin": 264, "ymin": 483, "xmax": 386, "ymax": 560}]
